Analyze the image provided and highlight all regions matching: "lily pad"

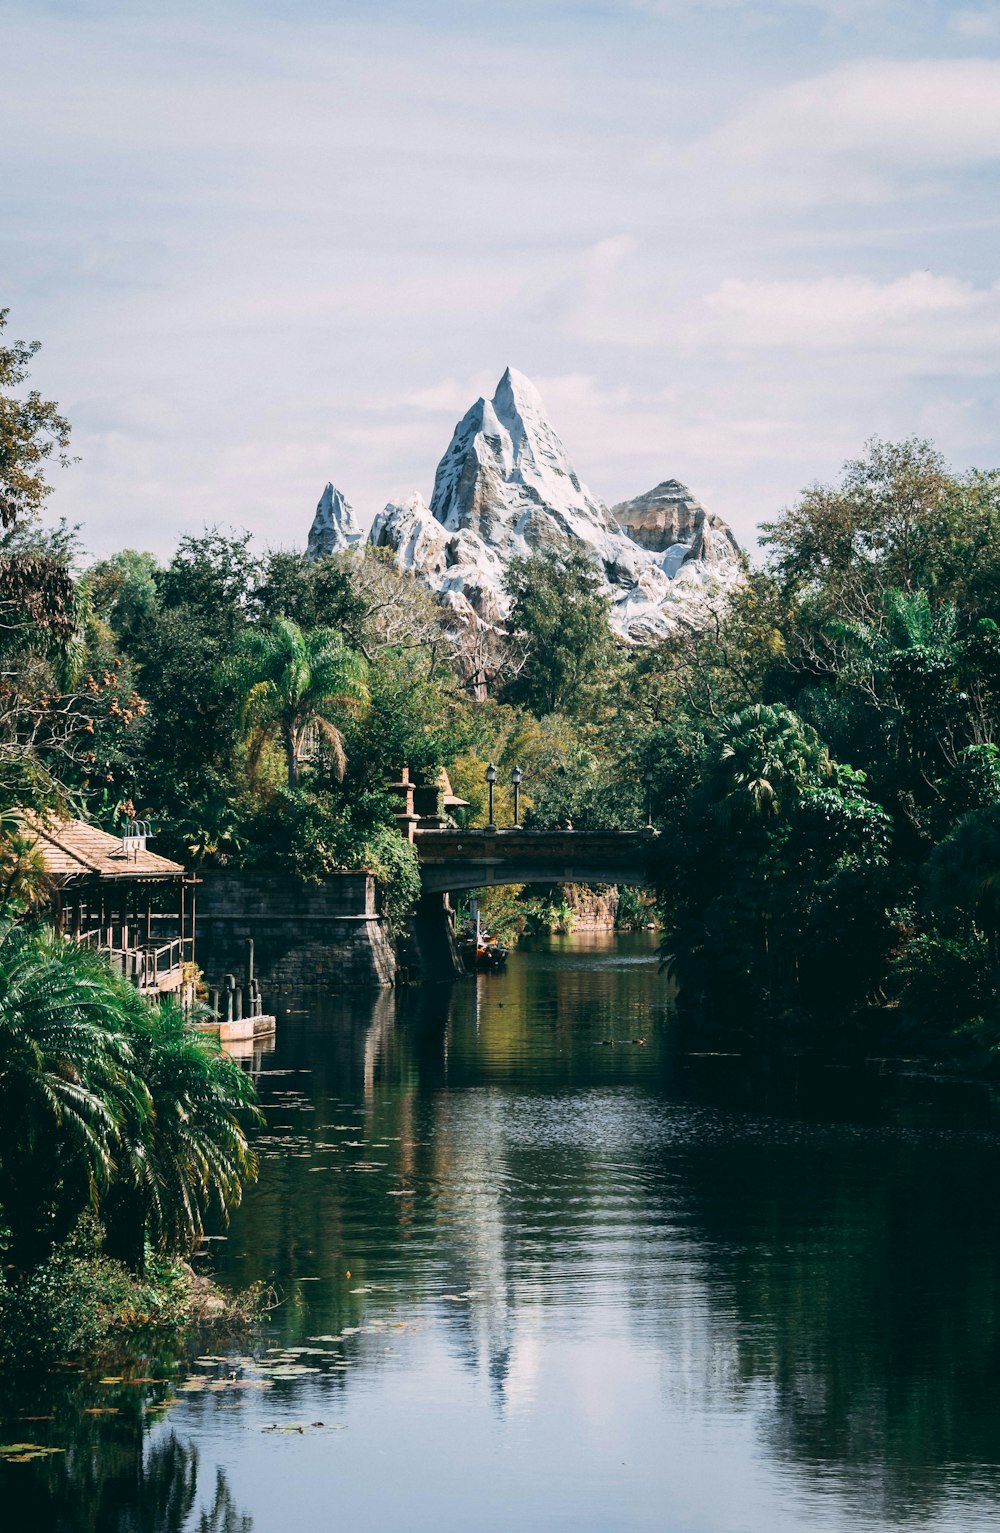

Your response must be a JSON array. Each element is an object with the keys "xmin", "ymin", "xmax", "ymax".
[{"xmin": 0, "ymin": 1443, "xmax": 66, "ymax": 1458}]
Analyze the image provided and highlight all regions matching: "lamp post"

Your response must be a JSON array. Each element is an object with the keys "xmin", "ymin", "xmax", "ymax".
[
  {"xmin": 645, "ymin": 769, "xmax": 654, "ymax": 829},
  {"xmin": 511, "ymin": 766, "xmax": 523, "ymax": 828},
  {"xmin": 485, "ymin": 762, "xmax": 497, "ymax": 829}
]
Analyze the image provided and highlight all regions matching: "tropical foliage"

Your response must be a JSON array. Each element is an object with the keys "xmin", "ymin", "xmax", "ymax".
[
  {"xmin": 6, "ymin": 305, "xmax": 1000, "ymax": 1066},
  {"xmin": 0, "ymin": 921, "xmax": 259, "ymax": 1274},
  {"xmin": 231, "ymin": 615, "xmax": 369, "ymax": 789}
]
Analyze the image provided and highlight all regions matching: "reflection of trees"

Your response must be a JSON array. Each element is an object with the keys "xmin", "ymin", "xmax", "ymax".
[
  {"xmin": 663, "ymin": 1117, "xmax": 1000, "ymax": 1521},
  {"xmin": 214, "ymin": 945, "xmax": 1000, "ymax": 1519},
  {"xmin": 1, "ymin": 1423, "xmax": 251, "ymax": 1533}
]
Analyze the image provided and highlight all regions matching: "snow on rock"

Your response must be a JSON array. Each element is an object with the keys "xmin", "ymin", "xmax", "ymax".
[
  {"xmin": 430, "ymin": 367, "xmax": 618, "ymax": 557},
  {"xmin": 307, "ymin": 483, "xmax": 363, "ymax": 557},
  {"xmin": 369, "ymin": 493, "xmax": 450, "ymax": 579},
  {"xmin": 309, "ymin": 369, "xmax": 743, "ymax": 642},
  {"xmin": 611, "ymin": 480, "xmax": 742, "ymax": 573}
]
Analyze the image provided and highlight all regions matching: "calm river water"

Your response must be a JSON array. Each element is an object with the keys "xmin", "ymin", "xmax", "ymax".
[{"xmin": 7, "ymin": 932, "xmax": 1000, "ymax": 1531}]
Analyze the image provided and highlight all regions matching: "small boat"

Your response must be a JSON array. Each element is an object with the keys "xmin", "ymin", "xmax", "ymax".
[
  {"xmin": 459, "ymin": 930, "xmax": 509, "ymax": 971},
  {"xmin": 460, "ymin": 898, "xmax": 509, "ymax": 971}
]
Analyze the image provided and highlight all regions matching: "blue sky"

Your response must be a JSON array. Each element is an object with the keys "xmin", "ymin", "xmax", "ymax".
[{"xmin": 3, "ymin": 0, "xmax": 999, "ymax": 557}]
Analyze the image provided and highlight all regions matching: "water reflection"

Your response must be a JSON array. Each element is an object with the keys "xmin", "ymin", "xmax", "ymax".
[
  {"xmin": 6, "ymin": 934, "xmax": 1000, "ymax": 1530},
  {"xmin": 0, "ymin": 1404, "xmax": 252, "ymax": 1533}
]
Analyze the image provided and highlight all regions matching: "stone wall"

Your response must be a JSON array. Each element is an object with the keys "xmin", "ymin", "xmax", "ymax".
[
  {"xmin": 195, "ymin": 870, "xmax": 397, "ymax": 992},
  {"xmin": 563, "ymin": 883, "xmax": 620, "ymax": 931},
  {"xmin": 397, "ymin": 892, "xmax": 466, "ymax": 982}
]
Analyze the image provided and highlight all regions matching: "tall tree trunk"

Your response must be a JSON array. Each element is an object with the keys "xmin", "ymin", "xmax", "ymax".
[{"xmin": 285, "ymin": 725, "xmax": 299, "ymax": 790}]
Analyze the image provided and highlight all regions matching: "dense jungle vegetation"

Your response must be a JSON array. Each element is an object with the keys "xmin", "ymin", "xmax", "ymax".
[
  {"xmin": 0, "ymin": 312, "xmax": 261, "ymax": 1358},
  {"xmin": 6, "ymin": 306, "xmax": 1000, "ymax": 1134}
]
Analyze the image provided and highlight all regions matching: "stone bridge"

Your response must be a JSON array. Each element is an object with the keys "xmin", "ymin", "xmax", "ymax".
[
  {"xmin": 404, "ymin": 827, "xmax": 661, "ymax": 979},
  {"xmin": 413, "ymin": 827, "xmax": 660, "ymax": 894}
]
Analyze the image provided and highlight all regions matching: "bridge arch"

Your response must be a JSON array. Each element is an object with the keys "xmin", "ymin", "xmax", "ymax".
[{"xmin": 413, "ymin": 828, "xmax": 659, "ymax": 895}]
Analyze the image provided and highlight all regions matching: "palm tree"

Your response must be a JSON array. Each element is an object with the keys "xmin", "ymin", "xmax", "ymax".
[
  {"xmin": 232, "ymin": 617, "xmax": 368, "ymax": 789},
  {"xmin": 831, "ymin": 587, "xmax": 964, "ymax": 778},
  {"xmin": 0, "ymin": 829, "xmax": 50, "ymax": 913},
  {"xmin": 0, "ymin": 925, "xmax": 260, "ymax": 1273},
  {"xmin": 0, "ymin": 921, "xmax": 150, "ymax": 1268},
  {"xmin": 104, "ymin": 999, "xmax": 261, "ymax": 1273},
  {"xmin": 705, "ymin": 704, "xmax": 833, "ymax": 824},
  {"xmin": 929, "ymin": 803, "xmax": 1000, "ymax": 1003}
]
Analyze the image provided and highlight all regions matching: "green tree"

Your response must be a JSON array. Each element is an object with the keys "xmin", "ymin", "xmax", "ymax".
[
  {"xmin": 928, "ymin": 804, "xmax": 1000, "ymax": 1003},
  {"xmin": 656, "ymin": 707, "xmax": 895, "ymax": 1021},
  {"xmin": 0, "ymin": 922, "xmax": 149, "ymax": 1268},
  {"xmin": 103, "ymin": 999, "xmax": 260, "ymax": 1273},
  {"xmin": 85, "ymin": 549, "xmax": 161, "ymax": 652},
  {"xmin": 251, "ymin": 548, "xmax": 367, "ymax": 642},
  {"xmin": 233, "ymin": 616, "xmax": 368, "ymax": 789},
  {"xmin": 703, "ymin": 704, "xmax": 834, "ymax": 824},
  {"xmin": 0, "ymin": 309, "xmax": 73, "ymax": 530},
  {"xmin": 761, "ymin": 438, "xmax": 953, "ymax": 609},
  {"xmin": 502, "ymin": 547, "xmax": 612, "ymax": 717},
  {"xmin": 103, "ymin": 531, "xmax": 261, "ymax": 843},
  {"xmin": 0, "ymin": 924, "xmax": 260, "ymax": 1273},
  {"xmin": 761, "ymin": 437, "xmax": 1000, "ymax": 620}
]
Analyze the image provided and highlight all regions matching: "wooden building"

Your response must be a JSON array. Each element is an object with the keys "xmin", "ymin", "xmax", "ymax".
[{"xmin": 30, "ymin": 816, "xmax": 196, "ymax": 1001}]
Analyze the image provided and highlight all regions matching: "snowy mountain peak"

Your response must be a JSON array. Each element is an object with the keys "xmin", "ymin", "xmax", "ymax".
[
  {"xmin": 305, "ymin": 367, "xmax": 742, "ymax": 643},
  {"xmin": 307, "ymin": 483, "xmax": 362, "ymax": 557},
  {"xmin": 493, "ymin": 365, "xmax": 546, "ymax": 427},
  {"xmin": 429, "ymin": 367, "xmax": 614, "ymax": 551}
]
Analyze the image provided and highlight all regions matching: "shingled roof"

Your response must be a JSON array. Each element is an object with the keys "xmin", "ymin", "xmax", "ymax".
[{"xmin": 28, "ymin": 816, "xmax": 185, "ymax": 882}]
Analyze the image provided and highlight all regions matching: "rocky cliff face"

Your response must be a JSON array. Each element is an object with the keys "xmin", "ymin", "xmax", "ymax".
[
  {"xmin": 306, "ymin": 369, "xmax": 742, "ymax": 640},
  {"xmin": 611, "ymin": 480, "xmax": 742, "ymax": 574},
  {"xmin": 307, "ymin": 483, "xmax": 362, "ymax": 557},
  {"xmin": 431, "ymin": 368, "xmax": 619, "ymax": 557}
]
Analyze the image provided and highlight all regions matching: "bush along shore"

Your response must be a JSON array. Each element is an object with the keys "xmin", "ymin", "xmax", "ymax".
[
  {"xmin": 0, "ymin": 919, "xmax": 262, "ymax": 1373},
  {"xmin": 0, "ymin": 1217, "xmax": 267, "ymax": 1374}
]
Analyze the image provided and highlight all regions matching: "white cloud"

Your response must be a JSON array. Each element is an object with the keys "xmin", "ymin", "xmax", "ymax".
[
  {"xmin": 3, "ymin": 6, "xmax": 1000, "ymax": 564},
  {"xmin": 626, "ymin": 0, "xmax": 890, "ymax": 14},
  {"xmin": 696, "ymin": 271, "xmax": 1000, "ymax": 359},
  {"xmin": 664, "ymin": 58, "xmax": 1000, "ymax": 208}
]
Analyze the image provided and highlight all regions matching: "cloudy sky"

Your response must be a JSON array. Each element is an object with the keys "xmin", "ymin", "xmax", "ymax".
[{"xmin": 3, "ymin": 0, "xmax": 999, "ymax": 559}]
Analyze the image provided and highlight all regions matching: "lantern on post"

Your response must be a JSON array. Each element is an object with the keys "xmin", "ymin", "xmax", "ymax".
[
  {"xmin": 644, "ymin": 769, "xmax": 655, "ymax": 829},
  {"xmin": 485, "ymin": 762, "xmax": 498, "ymax": 829},
  {"xmin": 511, "ymin": 766, "xmax": 523, "ymax": 828}
]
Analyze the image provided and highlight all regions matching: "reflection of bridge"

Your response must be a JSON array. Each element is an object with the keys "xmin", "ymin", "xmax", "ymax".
[
  {"xmin": 406, "ymin": 828, "xmax": 661, "ymax": 978},
  {"xmin": 414, "ymin": 828, "xmax": 660, "ymax": 894}
]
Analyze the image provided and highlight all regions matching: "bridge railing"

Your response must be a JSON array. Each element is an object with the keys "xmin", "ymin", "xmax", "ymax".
[{"xmin": 413, "ymin": 827, "xmax": 659, "ymax": 853}]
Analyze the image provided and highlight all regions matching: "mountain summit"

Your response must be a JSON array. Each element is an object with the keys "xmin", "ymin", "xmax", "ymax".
[
  {"xmin": 430, "ymin": 367, "xmax": 616, "ymax": 553},
  {"xmin": 307, "ymin": 483, "xmax": 362, "ymax": 557},
  {"xmin": 309, "ymin": 369, "xmax": 742, "ymax": 639}
]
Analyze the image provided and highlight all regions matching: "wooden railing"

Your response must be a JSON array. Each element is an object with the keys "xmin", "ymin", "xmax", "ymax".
[{"xmin": 73, "ymin": 931, "xmax": 184, "ymax": 991}]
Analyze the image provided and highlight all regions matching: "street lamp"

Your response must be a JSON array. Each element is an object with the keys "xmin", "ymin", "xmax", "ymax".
[
  {"xmin": 511, "ymin": 766, "xmax": 523, "ymax": 828},
  {"xmin": 644, "ymin": 769, "xmax": 655, "ymax": 829},
  {"xmin": 485, "ymin": 762, "xmax": 497, "ymax": 829}
]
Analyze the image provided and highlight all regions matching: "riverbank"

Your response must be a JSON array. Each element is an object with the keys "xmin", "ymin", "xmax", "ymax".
[{"xmin": 0, "ymin": 1216, "xmax": 267, "ymax": 1375}]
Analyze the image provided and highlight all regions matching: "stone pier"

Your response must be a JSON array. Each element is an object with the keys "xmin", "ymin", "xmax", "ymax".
[
  {"xmin": 195, "ymin": 870, "xmax": 397, "ymax": 991},
  {"xmin": 399, "ymin": 891, "xmax": 466, "ymax": 982}
]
